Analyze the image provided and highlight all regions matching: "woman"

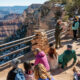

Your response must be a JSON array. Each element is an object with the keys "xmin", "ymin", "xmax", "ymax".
[
  {"xmin": 34, "ymin": 64, "xmax": 54, "ymax": 80},
  {"xmin": 72, "ymin": 17, "xmax": 79, "ymax": 40},
  {"xmin": 34, "ymin": 48, "xmax": 50, "ymax": 71},
  {"xmin": 48, "ymin": 45, "xmax": 58, "ymax": 70}
]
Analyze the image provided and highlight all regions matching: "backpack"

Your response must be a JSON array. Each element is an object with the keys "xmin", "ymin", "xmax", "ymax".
[
  {"xmin": 15, "ymin": 68, "xmax": 26, "ymax": 80},
  {"xmin": 79, "ymin": 18, "xmax": 80, "ymax": 27},
  {"xmin": 73, "ymin": 21, "xmax": 76, "ymax": 27}
]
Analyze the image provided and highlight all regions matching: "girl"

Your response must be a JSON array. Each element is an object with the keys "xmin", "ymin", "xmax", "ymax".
[
  {"xmin": 34, "ymin": 48, "xmax": 50, "ymax": 71},
  {"xmin": 73, "ymin": 67, "xmax": 80, "ymax": 80},
  {"xmin": 34, "ymin": 63, "xmax": 54, "ymax": 80},
  {"xmin": 23, "ymin": 61, "xmax": 34, "ymax": 80},
  {"xmin": 48, "ymin": 45, "xmax": 58, "ymax": 70}
]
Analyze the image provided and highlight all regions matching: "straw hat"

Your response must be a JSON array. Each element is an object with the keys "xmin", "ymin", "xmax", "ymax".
[{"xmin": 75, "ymin": 16, "xmax": 79, "ymax": 21}]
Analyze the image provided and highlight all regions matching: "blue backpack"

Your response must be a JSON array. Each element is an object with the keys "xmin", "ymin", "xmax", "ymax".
[{"xmin": 15, "ymin": 68, "xmax": 25, "ymax": 80}]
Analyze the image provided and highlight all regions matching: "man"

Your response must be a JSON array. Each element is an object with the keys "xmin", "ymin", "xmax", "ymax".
[
  {"xmin": 55, "ymin": 20, "xmax": 63, "ymax": 49},
  {"xmin": 7, "ymin": 59, "xmax": 21, "ymax": 80},
  {"xmin": 72, "ymin": 17, "xmax": 79, "ymax": 40},
  {"xmin": 58, "ymin": 44, "xmax": 77, "ymax": 69}
]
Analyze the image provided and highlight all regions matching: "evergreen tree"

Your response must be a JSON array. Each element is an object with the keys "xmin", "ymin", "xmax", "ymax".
[{"xmin": 65, "ymin": 0, "xmax": 80, "ymax": 17}]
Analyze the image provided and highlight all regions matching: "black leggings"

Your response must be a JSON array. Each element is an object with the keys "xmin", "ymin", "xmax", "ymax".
[{"xmin": 73, "ymin": 30, "xmax": 77, "ymax": 39}]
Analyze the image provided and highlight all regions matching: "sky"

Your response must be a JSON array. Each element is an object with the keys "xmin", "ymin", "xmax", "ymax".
[{"xmin": 0, "ymin": 0, "xmax": 48, "ymax": 6}]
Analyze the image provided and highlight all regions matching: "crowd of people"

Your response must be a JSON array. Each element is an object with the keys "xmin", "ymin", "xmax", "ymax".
[
  {"xmin": 6, "ymin": 16, "xmax": 80, "ymax": 80},
  {"xmin": 55, "ymin": 16, "xmax": 80, "ymax": 49},
  {"xmin": 7, "ymin": 43, "xmax": 79, "ymax": 80}
]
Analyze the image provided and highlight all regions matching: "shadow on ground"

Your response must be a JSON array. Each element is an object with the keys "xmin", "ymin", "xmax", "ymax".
[{"xmin": 51, "ymin": 62, "xmax": 75, "ymax": 75}]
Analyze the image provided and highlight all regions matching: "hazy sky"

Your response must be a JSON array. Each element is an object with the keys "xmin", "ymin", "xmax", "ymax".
[{"xmin": 0, "ymin": 0, "xmax": 48, "ymax": 6}]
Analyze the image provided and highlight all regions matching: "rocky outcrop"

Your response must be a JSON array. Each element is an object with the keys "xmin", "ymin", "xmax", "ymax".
[
  {"xmin": 25, "ymin": 4, "xmax": 41, "ymax": 14},
  {"xmin": 0, "ymin": 17, "xmax": 22, "ymax": 42},
  {"xmin": 22, "ymin": 2, "xmax": 65, "ymax": 36},
  {"xmin": 1, "ymin": 2, "xmax": 65, "ymax": 42}
]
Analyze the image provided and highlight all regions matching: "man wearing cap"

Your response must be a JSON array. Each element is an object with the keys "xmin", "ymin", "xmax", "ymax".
[
  {"xmin": 58, "ymin": 45, "xmax": 77, "ymax": 69},
  {"xmin": 55, "ymin": 20, "xmax": 63, "ymax": 49}
]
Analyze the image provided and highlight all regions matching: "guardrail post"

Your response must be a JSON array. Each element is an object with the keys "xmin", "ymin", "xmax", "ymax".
[{"xmin": 31, "ymin": 29, "xmax": 49, "ymax": 53}]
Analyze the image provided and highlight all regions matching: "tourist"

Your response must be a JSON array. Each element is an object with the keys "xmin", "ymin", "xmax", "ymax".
[
  {"xmin": 34, "ymin": 63, "xmax": 54, "ymax": 80},
  {"xmin": 7, "ymin": 59, "xmax": 25, "ymax": 80},
  {"xmin": 34, "ymin": 48, "xmax": 50, "ymax": 71},
  {"xmin": 72, "ymin": 17, "xmax": 79, "ymax": 40},
  {"xmin": 48, "ymin": 43, "xmax": 58, "ymax": 70},
  {"xmin": 55, "ymin": 20, "xmax": 63, "ymax": 49},
  {"xmin": 73, "ymin": 67, "xmax": 80, "ymax": 80},
  {"xmin": 23, "ymin": 61, "xmax": 34, "ymax": 80},
  {"xmin": 58, "ymin": 44, "xmax": 77, "ymax": 69},
  {"xmin": 78, "ymin": 18, "xmax": 80, "ymax": 38}
]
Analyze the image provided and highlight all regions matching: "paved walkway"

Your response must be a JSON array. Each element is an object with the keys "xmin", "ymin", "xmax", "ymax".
[{"xmin": 0, "ymin": 38, "xmax": 80, "ymax": 80}]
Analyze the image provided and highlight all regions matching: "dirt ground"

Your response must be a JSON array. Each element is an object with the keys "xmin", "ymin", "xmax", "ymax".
[{"xmin": 0, "ymin": 38, "xmax": 80, "ymax": 80}]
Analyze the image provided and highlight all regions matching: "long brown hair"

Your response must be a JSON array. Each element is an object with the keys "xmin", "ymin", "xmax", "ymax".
[
  {"xmin": 34, "ymin": 64, "xmax": 51, "ymax": 80},
  {"xmin": 48, "ymin": 47, "xmax": 57, "ymax": 59}
]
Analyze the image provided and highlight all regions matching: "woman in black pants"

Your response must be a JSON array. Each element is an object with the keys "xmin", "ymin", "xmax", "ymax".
[{"xmin": 72, "ymin": 17, "xmax": 79, "ymax": 40}]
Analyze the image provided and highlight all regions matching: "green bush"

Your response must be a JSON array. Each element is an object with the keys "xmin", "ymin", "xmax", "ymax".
[{"xmin": 62, "ymin": 15, "xmax": 69, "ymax": 22}]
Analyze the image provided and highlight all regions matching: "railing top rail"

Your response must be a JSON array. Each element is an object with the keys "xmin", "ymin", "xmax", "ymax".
[
  {"xmin": 0, "ymin": 55, "xmax": 24, "ymax": 67},
  {"xmin": 0, "ymin": 46, "xmax": 30, "ymax": 58},
  {"xmin": 0, "ymin": 39, "xmax": 32, "ymax": 51},
  {"xmin": 0, "ymin": 35, "xmax": 35, "ymax": 47},
  {"xmin": 46, "ymin": 29, "xmax": 55, "ymax": 33}
]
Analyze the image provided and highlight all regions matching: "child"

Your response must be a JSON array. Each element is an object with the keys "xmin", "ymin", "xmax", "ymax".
[
  {"xmin": 73, "ymin": 67, "xmax": 80, "ymax": 80},
  {"xmin": 48, "ymin": 43, "xmax": 58, "ymax": 70},
  {"xmin": 34, "ymin": 48, "xmax": 50, "ymax": 71},
  {"xmin": 34, "ymin": 63, "xmax": 54, "ymax": 80},
  {"xmin": 23, "ymin": 61, "xmax": 34, "ymax": 80}
]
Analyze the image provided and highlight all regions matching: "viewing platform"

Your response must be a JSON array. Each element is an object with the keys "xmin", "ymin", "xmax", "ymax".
[{"xmin": 0, "ymin": 29, "xmax": 80, "ymax": 80}]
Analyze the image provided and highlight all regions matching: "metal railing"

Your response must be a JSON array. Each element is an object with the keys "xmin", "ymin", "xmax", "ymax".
[
  {"xmin": 0, "ymin": 29, "xmax": 66, "ymax": 67},
  {"xmin": 0, "ymin": 35, "xmax": 35, "ymax": 67}
]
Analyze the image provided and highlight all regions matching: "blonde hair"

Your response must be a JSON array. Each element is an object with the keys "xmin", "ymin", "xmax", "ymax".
[
  {"xmin": 34, "ymin": 64, "xmax": 51, "ymax": 80},
  {"xmin": 35, "ymin": 48, "xmax": 41, "ymax": 53},
  {"xmin": 34, "ymin": 48, "xmax": 41, "ymax": 55}
]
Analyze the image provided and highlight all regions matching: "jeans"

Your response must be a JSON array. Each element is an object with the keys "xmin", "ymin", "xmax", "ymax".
[{"xmin": 73, "ymin": 30, "xmax": 77, "ymax": 39}]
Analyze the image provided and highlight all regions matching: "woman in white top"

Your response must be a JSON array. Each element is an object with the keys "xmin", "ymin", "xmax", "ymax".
[{"xmin": 48, "ymin": 44, "xmax": 58, "ymax": 70}]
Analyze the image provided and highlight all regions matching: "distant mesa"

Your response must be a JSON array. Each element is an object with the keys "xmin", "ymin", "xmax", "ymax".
[{"xmin": 0, "ymin": 6, "xmax": 28, "ymax": 19}]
